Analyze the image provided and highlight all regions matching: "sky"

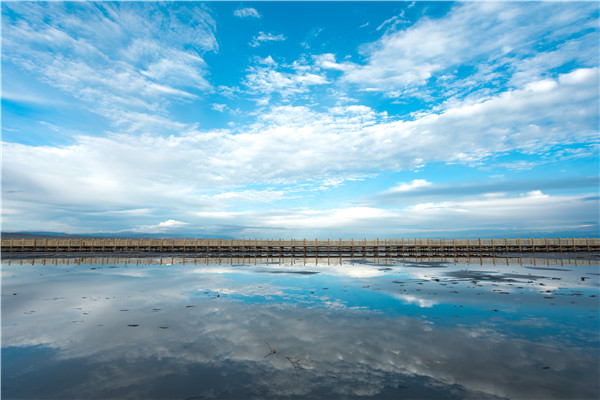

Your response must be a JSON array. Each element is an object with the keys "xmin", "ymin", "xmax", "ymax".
[{"xmin": 1, "ymin": 1, "xmax": 599, "ymax": 239}]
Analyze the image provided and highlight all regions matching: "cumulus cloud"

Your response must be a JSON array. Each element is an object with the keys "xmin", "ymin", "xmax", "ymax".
[
  {"xmin": 2, "ymin": 67, "xmax": 597, "ymax": 233},
  {"xmin": 234, "ymin": 7, "xmax": 261, "ymax": 19}
]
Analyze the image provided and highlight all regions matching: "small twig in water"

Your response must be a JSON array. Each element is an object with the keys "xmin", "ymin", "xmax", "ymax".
[
  {"xmin": 264, "ymin": 341, "xmax": 277, "ymax": 358},
  {"xmin": 286, "ymin": 356, "xmax": 301, "ymax": 383}
]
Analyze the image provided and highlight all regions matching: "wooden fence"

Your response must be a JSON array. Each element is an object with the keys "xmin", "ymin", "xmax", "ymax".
[{"xmin": 2, "ymin": 237, "xmax": 598, "ymax": 256}]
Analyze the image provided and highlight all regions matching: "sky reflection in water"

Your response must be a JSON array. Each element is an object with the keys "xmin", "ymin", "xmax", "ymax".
[{"xmin": 2, "ymin": 257, "xmax": 599, "ymax": 399}]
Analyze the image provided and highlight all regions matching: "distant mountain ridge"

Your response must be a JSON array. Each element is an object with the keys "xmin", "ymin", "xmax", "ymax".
[{"xmin": 1, "ymin": 232, "xmax": 233, "ymax": 240}]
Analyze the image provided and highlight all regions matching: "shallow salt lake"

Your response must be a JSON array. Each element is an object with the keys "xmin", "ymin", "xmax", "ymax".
[{"xmin": 2, "ymin": 257, "xmax": 599, "ymax": 399}]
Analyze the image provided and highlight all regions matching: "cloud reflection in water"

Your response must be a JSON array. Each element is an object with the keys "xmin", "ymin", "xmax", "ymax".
[{"xmin": 2, "ymin": 257, "xmax": 599, "ymax": 399}]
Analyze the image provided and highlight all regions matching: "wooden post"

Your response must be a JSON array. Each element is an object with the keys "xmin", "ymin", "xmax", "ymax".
[
  {"xmin": 587, "ymin": 237, "xmax": 590, "ymax": 252},
  {"xmin": 504, "ymin": 237, "xmax": 507, "ymax": 252},
  {"xmin": 545, "ymin": 237, "xmax": 549, "ymax": 252},
  {"xmin": 530, "ymin": 237, "xmax": 534, "ymax": 252},
  {"xmin": 491, "ymin": 237, "xmax": 494, "ymax": 252},
  {"xmin": 22, "ymin": 239, "xmax": 25, "ymax": 252},
  {"xmin": 518, "ymin": 237, "xmax": 522, "ymax": 252},
  {"xmin": 10, "ymin": 239, "xmax": 13, "ymax": 252},
  {"xmin": 572, "ymin": 237, "xmax": 576, "ymax": 252},
  {"xmin": 559, "ymin": 238, "xmax": 562, "ymax": 252}
]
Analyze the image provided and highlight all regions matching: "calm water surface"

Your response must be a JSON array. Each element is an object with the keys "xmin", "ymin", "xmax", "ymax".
[{"xmin": 2, "ymin": 257, "xmax": 599, "ymax": 399}]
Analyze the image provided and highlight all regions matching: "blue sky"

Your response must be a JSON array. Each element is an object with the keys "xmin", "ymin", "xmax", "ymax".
[{"xmin": 1, "ymin": 1, "xmax": 599, "ymax": 238}]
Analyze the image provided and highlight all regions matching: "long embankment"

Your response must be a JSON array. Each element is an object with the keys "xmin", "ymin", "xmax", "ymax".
[{"xmin": 2, "ymin": 237, "xmax": 599, "ymax": 259}]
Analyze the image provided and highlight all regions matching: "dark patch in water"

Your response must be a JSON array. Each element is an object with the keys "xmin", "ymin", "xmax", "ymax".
[
  {"xmin": 446, "ymin": 270, "xmax": 548, "ymax": 282},
  {"xmin": 255, "ymin": 270, "xmax": 320, "ymax": 275},
  {"xmin": 401, "ymin": 262, "xmax": 449, "ymax": 269},
  {"xmin": 526, "ymin": 266, "xmax": 571, "ymax": 272}
]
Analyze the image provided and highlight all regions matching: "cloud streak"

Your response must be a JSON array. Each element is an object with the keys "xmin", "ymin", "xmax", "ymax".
[
  {"xmin": 1, "ymin": 2, "xmax": 217, "ymax": 134},
  {"xmin": 234, "ymin": 7, "xmax": 260, "ymax": 19},
  {"xmin": 250, "ymin": 32, "xmax": 286, "ymax": 47}
]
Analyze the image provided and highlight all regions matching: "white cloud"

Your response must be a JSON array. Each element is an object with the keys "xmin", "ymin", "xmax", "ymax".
[
  {"xmin": 132, "ymin": 219, "xmax": 189, "ymax": 233},
  {"xmin": 392, "ymin": 294, "xmax": 437, "ymax": 308},
  {"xmin": 240, "ymin": 191, "xmax": 597, "ymax": 236},
  {"xmin": 3, "ymin": 68, "xmax": 597, "ymax": 233},
  {"xmin": 2, "ymin": 2, "xmax": 597, "ymax": 236},
  {"xmin": 244, "ymin": 64, "xmax": 329, "ymax": 98},
  {"xmin": 250, "ymin": 32, "xmax": 286, "ymax": 47},
  {"xmin": 211, "ymin": 103, "xmax": 227, "ymax": 112},
  {"xmin": 391, "ymin": 179, "xmax": 432, "ymax": 192},
  {"xmin": 1, "ymin": 2, "xmax": 216, "ymax": 133},
  {"xmin": 336, "ymin": 2, "xmax": 598, "ymax": 98},
  {"xmin": 213, "ymin": 190, "xmax": 285, "ymax": 203},
  {"xmin": 234, "ymin": 7, "xmax": 261, "ymax": 19},
  {"xmin": 314, "ymin": 53, "xmax": 352, "ymax": 72}
]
